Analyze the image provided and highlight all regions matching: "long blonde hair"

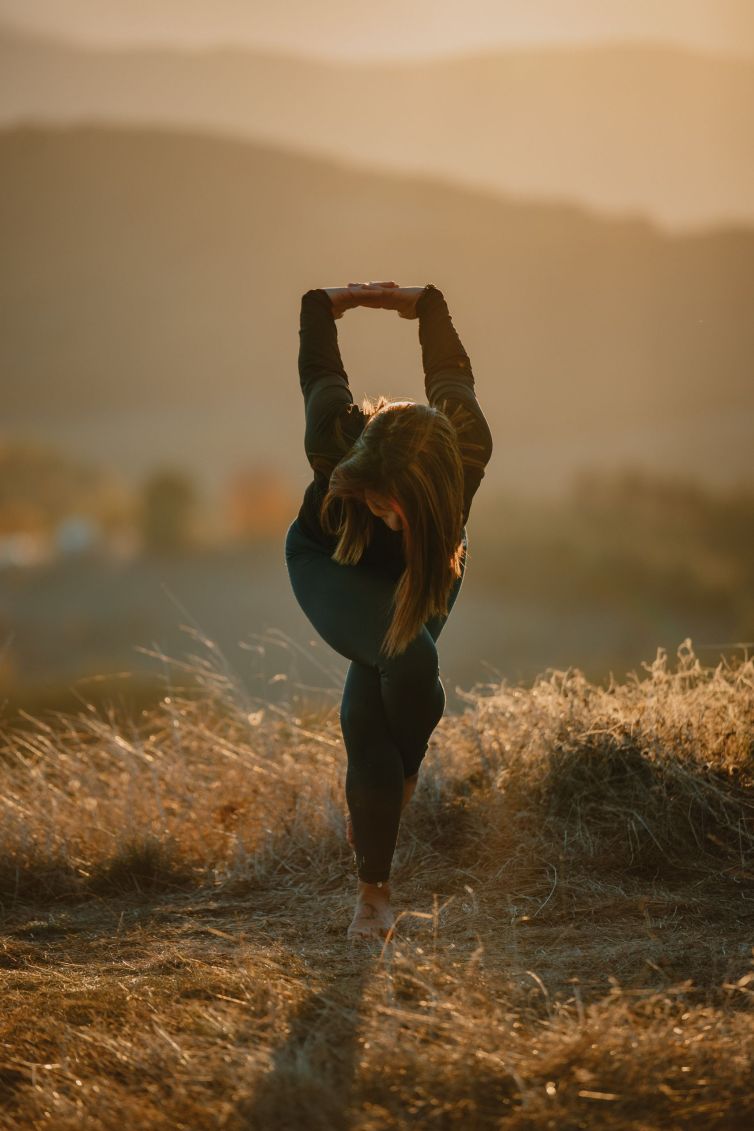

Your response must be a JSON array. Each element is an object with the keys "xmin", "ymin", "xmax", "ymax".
[{"xmin": 316, "ymin": 395, "xmax": 472, "ymax": 658}]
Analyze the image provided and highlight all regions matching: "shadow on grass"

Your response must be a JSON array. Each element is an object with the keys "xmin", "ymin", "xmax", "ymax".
[{"xmin": 236, "ymin": 938, "xmax": 379, "ymax": 1131}]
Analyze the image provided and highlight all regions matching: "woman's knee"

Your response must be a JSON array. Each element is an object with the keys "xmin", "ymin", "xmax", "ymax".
[
  {"xmin": 339, "ymin": 688, "xmax": 376, "ymax": 747},
  {"xmin": 377, "ymin": 628, "xmax": 440, "ymax": 686}
]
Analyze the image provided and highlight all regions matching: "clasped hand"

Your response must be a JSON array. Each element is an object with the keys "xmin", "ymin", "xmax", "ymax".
[{"xmin": 323, "ymin": 281, "xmax": 425, "ymax": 320}]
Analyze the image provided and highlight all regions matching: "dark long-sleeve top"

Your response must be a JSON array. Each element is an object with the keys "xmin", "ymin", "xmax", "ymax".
[{"xmin": 295, "ymin": 284, "xmax": 493, "ymax": 577}]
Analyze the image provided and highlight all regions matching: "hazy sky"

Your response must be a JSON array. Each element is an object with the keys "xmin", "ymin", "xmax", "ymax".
[{"xmin": 1, "ymin": 0, "xmax": 753, "ymax": 59}]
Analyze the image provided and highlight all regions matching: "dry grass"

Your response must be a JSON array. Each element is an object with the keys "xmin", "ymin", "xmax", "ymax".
[{"xmin": 1, "ymin": 635, "xmax": 753, "ymax": 1129}]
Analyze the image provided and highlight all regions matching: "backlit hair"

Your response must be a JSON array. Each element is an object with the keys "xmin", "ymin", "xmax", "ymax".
[{"xmin": 317, "ymin": 395, "xmax": 474, "ymax": 658}]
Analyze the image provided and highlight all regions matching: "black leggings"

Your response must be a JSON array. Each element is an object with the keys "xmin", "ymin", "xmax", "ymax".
[{"xmin": 284, "ymin": 518, "xmax": 467, "ymax": 883}]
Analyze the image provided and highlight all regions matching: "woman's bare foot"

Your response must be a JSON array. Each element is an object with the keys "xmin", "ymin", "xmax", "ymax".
[
  {"xmin": 347, "ymin": 880, "xmax": 395, "ymax": 941},
  {"xmin": 345, "ymin": 773, "xmax": 419, "ymax": 851}
]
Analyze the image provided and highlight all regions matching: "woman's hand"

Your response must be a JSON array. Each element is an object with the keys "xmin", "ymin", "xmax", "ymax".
[
  {"xmin": 323, "ymin": 281, "xmax": 396, "ymax": 319},
  {"xmin": 377, "ymin": 285, "xmax": 426, "ymax": 320},
  {"xmin": 323, "ymin": 281, "xmax": 425, "ymax": 319}
]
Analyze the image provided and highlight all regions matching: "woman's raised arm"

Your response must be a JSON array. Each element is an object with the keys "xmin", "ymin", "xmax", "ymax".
[
  {"xmin": 298, "ymin": 288, "xmax": 351, "ymax": 402},
  {"xmin": 414, "ymin": 284, "xmax": 494, "ymax": 526}
]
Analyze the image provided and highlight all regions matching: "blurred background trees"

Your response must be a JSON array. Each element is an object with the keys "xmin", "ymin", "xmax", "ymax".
[{"xmin": 139, "ymin": 468, "xmax": 199, "ymax": 554}]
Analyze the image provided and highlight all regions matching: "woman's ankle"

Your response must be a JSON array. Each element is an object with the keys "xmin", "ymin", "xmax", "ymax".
[
  {"xmin": 402, "ymin": 772, "xmax": 419, "ymax": 809},
  {"xmin": 358, "ymin": 878, "xmax": 390, "ymax": 898}
]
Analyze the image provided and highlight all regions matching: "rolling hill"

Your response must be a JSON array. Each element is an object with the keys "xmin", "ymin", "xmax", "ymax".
[
  {"xmin": 1, "ymin": 123, "xmax": 753, "ymax": 496},
  {"xmin": 1, "ymin": 24, "xmax": 753, "ymax": 230}
]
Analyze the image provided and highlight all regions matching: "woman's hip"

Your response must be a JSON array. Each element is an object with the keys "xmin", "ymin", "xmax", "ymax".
[{"xmin": 284, "ymin": 517, "xmax": 328, "ymax": 563}]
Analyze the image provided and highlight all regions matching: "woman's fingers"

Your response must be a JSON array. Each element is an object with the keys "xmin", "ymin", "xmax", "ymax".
[
  {"xmin": 378, "ymin": 291, "xmax": 405, "ymax": 311},
  {"xmin": 346, "ymin": 281, "xmax": 399, "ymax": 289},
  {"xmin": 346, "ymin": 282, "xmax": 379, "ymax": 302},
  {"xmin": 338, "ymin": 280, "xmax": 402, "ymax": 309},
  {"xmin": 348, "ymin": 284, "xmax": 387, "ymax": 307}
]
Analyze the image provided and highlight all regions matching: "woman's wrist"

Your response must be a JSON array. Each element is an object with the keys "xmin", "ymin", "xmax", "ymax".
[
  {"xmin": 323, "ymin": 284, "xmax": 383, "ymax": 319},
  {"xmin": 320, "ymin": 287, "xmax": 348, "ymax": 319}
]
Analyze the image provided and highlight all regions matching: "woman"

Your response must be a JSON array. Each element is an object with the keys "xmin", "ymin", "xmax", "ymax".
[{"xmin": 284, "ymin": 279, "xmax": 493, "ymax": 941}]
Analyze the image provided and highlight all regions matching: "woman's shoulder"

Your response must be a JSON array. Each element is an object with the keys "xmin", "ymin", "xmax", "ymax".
[
  {"xmin": 337, "ymin": 402, "xmax": 367, "ymax": 455},
  {"xmin": 342, "ymin": 401, "xmax": 367, "ymax": 434},
  {"xmin": 307, "ymin": 401, "xmax": 366, "ymax": 481}
]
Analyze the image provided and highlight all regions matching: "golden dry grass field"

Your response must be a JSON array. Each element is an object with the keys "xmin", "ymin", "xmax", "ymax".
[{"xmin": 1, "ymin": 638, "xmax": 753, "ymax": 1129}]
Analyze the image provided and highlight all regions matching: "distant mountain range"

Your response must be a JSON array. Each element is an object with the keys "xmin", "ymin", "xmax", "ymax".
[
  {"xmin": 1, "ymin": 24, "xmax": 753, "ymax": 230},
  {"xmin": 2, "ymin": 123, "xmax": 752, "ymax": 498}
]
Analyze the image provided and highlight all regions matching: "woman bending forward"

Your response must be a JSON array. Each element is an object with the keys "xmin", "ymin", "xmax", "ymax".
[{"xmin": 284, "ymin": 280, "xmax": 494, "ymax": 941}]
